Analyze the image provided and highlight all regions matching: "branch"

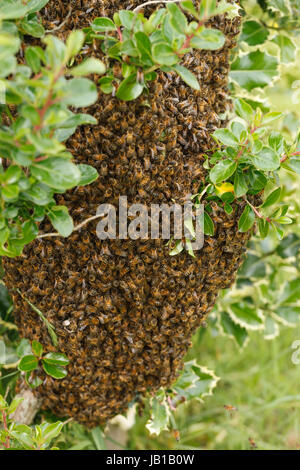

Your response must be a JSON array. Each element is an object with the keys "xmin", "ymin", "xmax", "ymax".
[
  {"xmin": 133, "ymin": 0, "xmax": 185, "ymax": 12},
  {"xmin": 37, "ymin": 214, "xmax": 102, "ymax": 239}
]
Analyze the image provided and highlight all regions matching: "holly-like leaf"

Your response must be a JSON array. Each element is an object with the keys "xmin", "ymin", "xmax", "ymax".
[
  {"xmin": 172, "ymin": 360, "xmax": 220, "ymax": 402},
  {"xmin": 230, "ymin": 51, "xmax": 278, "ymax": 91},
  {"xmin": 272, "ymin": 34, "xmax": 296, "ymax": 64},
  {"xmin": 229, "ymin": 302, "xmax": 264, "ymax": 330},
  {"xmin": 220, "ymin": 312, "xmax": 248, "ymax": 348},
  {"xmin": 240, "ymin": 20, "xmax": 269, "ymax": 46},
  {"xmin": 146, "ymin": 395, "xmax": 170, "ymax": 436}
]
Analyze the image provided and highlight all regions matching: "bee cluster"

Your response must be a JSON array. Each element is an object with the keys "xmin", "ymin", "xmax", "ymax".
[{"xmin": 3, "ymin": 1, "xmax": 248, "ymax": 427}]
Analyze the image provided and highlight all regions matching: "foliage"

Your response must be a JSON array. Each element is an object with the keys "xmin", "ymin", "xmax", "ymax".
[
  {"xmin": 0, "ymin": 0, "xmax": 300, "ymax": 450},
  {"xmin": 146, "ymin": 361, "xmax": 219, "ymax": 436},
  {"xmin": 18, "ymin": 339, "xmax": 69, "ymax": 387},
  {"xmin": 88, "ymin": 1, "xmax": 238, "ymax": 100},
  {"xmin": 0, "ymin": 393, "xmax": 64, "ymax": 450},
  {"xmin": 201, "ymin": 98, "xmax": 299, "ymax": 240},
  {"xmin": 0, "ymin": 2, "xmax": 104, "ymax": 257}
]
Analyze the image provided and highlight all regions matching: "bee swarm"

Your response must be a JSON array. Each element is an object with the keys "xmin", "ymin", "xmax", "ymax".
[{"xmin": 3, "ymin": 1, "xmax": 249, "ymax": 427}]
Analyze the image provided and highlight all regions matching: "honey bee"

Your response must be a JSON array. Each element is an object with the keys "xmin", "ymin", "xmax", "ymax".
[
  {"xmin": 224, "ymin": 404, "xmax": 237, "ymax": 416},
  {"xmin": 248, "ymin": 437, "xmax": 257, "ymax": 449}
]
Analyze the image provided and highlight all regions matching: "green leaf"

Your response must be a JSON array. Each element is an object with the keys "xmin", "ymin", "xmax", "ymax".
[
  {"xmin": 286, "ymin": 155, "xmax": 300, "ymax": 174},
  {"xmin": 258, "ymin": 218, "xmax": 269, "ymax": 238},
  {"xmin": 78, "ymin": 164, "xmax": 98, "ymax": 186},
  {"xmin": 181, "ymin": 1, "xmax": 199, "ymax": 18},
  {"xmin": 69, "ymin": 58, "xmax": 106, "ymax": 76},
  {"xmin": 119, "ymin": 10, "xmax": 135, "ymax": 29},
  {"xmin": 240, "ymin": 20, "xmax": 269, "ymax": 46},
  {"xmin": 234, "ymin": 171, "xmax": 248, "ymax": 198},
  {"xmin": 172, "ymin": 360, "xmax": 219, "ymax": 401},
  {"xmin": 273, "ymin": 34, "xmax": 296, "ymax": 64},
  {"xmin": 116, "ymin": 75, "xmax": 144, "ymax": 101},
  {"xmin": 230, "ymin": 302, "xmax": 264, "ymax": 330},
  {"xmin": 261, "ymin": 187, "xmax": 281, "ymax": 208},
  {"xmin": 204, "ymin": 211, "xmax": 214, "ymax": 236},
  {"xmin": 135, "ymin": 31, "xmax": 153, "ymax": 66},
  {"xmin": 190, "ymin": 28, "xmax": 225, "ymax": 50},
  {"xmin": 252, "ymin": 147, "xmax": 280, "ymax": 171},
  {"xmin": 42, "ymin": 361, "xmax": 68, "ymax": 379},
  {"xmin": 40, "ymin": 421, "xmax": 64, "ymax": 442},
  {"xmin": 210, "ymin": 160, "xmax": 237, "ymax": 184},
  {"xmin": 146, "ymin": 396, "xmax": 170, "ymax": 436},
  {"xmin": 98, "ymin": 76, "xmax": 114, "ymax": 94},
  {"xmin": 32, "ymin": 340, "xmax": 43, "ymax": 357},
  {"xmin": 0, "ymin": 394, "xmax": 7, "ymax": 408},
  {"xmin": 234, "ymin": 98, "xmax": 253, "ymax": 122},
  {"xmin": 152, "ymin": 43, "xmax": 179, "ymax": 66},
  {"xmin": 213, "ymin": 128, "xmax": 239, "ymax": 147},
  {"xmin": 25, "ymin": 46, "xmax": 42, "ymax": 73},
  {"xmin": 220, "ymin": 312, "xmax": 248, "ymax": 347},
  {"xmin": 169, "ymin": 240, "xmax": 184, "ymax": 256},
  {"xmin": 277, "ymin": 233, "xmax": 300, "ymax": 258},
  {"xmin": 172, "ymin": 64, "xmax": 199, "ymax": 90},
  {"xmin": 263, "ymin": 316, "xmax": 279, "ymax": 340},
  {"xmin": 16, "ymin": 339, "xmax": 32, "ymax": 358},
  {"xmin": 238, "ymin": 205, "xmax": 255, "ymax": 232},
  {"xmin": 262, "ymin": 111, "xmax": 283, "ymax": 125},
  {"xmin": 63, "ymin": 78, "xmax": 98, "ymax": 108},
  {"xmin": 279, "ymin": 279, "xmax": 300, "ymax": 304},
  {"xmin": 26, "ymin": 0, "xmax": 49, "ymax": 14},
  {"xmin": 48, "ymin": 206, "xmax": 74, "ymax": 237},
  {"xmin": 268, "ymin": 131, "xmax": 284, "ymax": 153},
  {"xmin": 22, "ymin": 182, "xmax": 54, "ymax": 206},
  {"xmin": 31, "ymin": 158, "xmax": 81, "ymax": 191},
  {"xmin": 3, "ymin": 165, "xmax": 21, "ymax": 184},
  {"xmin": 19, "ymin": 18, "xmax": 45, "ymax": 38},
  {"xmin": 275, "ymin": 306, "xmax": 300, "ymax": 326},
  {"xmin": 91, "ymin": 427, "xmax": 106, "ymax": 450},
  {"xmin": 230, "ymin": 51, "xmax": 278, "ymax": 91},
  {"xmin": 65, "ymin": 30, "xmax": 85, "ymax": 59},
  {"xmin": 0, "ymin": 1, "xmax": 28, "ymax": 19},
  {"xmin": 92, "ymin": 17, "xmax": 116, "ymax": 32},
  {"xmin": 8, "ymin": 397, "xmax": 24, "ymax": 415},
  {"xmin": 2, "ymin": 184, "xmax": 19, "ymax": 201},
  {"xmin": 43, "ymin": 352, "xmax": 69, "ymax": 366},
  {"xmin": 238, "ymin": 254, "xmax": 266, "ymax": 278},
  {"xmin": 18, "ymin": 355, "xmax": 39, "ymax": 372},
  {"xmin": 267, "ymin": 0, "xmax": 291, "ymax": 15},
  {"xmin": 167, "ymin": 3, "xmax": 188, "ymax": 33}
]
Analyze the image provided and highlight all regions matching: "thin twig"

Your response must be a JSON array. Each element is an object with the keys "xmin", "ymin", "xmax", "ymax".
[
  {"xmin": 45, "ymin": 7, "xmax": 73, "ymax": 33},
  {"xmin": 133, "ymin": 0, "xmax": 184, "ymax": 12},
  {"xmin": 37, "ymin": 214, "xmax": 102, "ymax": 240}
]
